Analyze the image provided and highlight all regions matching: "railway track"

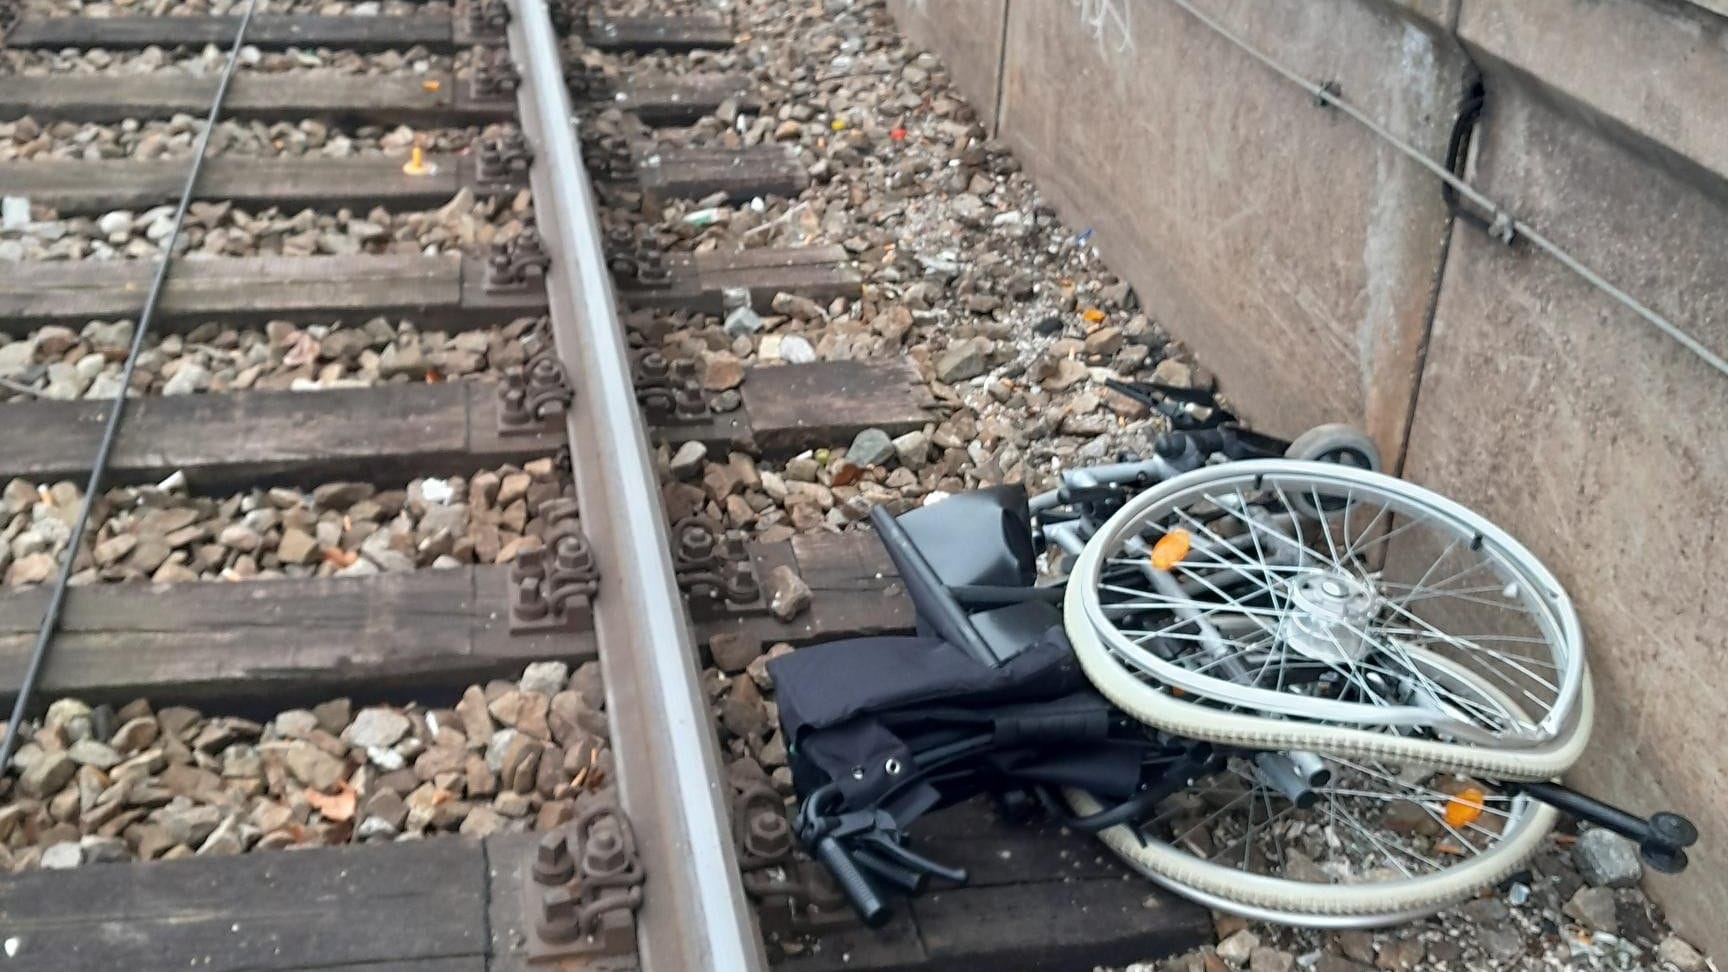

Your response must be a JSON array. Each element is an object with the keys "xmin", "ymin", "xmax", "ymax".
[{"xmin": 0, "ymin": 1, "xmax": 1212, "ymax": 969}]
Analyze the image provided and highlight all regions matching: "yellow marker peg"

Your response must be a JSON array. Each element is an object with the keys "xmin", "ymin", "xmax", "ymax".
[{"xmin": 402, "ymin": 145, "xmax": 434, "ymax": 176}]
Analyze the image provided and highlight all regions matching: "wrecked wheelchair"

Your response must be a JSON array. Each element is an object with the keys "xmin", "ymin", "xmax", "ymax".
[{"xmin": 771, "ymin": 388, "xmax": 1696, "ymax": 929}]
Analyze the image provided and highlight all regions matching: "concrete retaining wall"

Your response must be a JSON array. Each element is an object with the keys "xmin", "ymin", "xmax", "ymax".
[{"xmin": 893, "ymin": 0, "xmax": 1728, "ymax": 955}]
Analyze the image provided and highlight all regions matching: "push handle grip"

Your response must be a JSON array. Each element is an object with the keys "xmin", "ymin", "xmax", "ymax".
[
  {"xmin": 853, "ymin": 846, "xmax": 929, "ymax": 894},
  {"xmin": 815, "ymin": 836, "xmax": 890, "ymax": 927}
]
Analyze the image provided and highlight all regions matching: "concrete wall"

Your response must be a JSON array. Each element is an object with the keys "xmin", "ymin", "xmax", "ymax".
[
  {"xmin": 995, "ymin": 0, "xmax": 1468, "ymax": 461},
  {"xmin": 892, "ymin": 0, "xmax": 1728, "ymax": 956},
  {"xmin": 885, "ymin": 0, "xmax": 1007, "ymax": 131}
]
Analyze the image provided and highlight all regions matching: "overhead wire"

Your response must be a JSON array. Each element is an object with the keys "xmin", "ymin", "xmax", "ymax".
[
  {"xmin": 1163, "ymin": 0, "xmax": 1728, "ymax": 380},
  {"xmin": 0, "ymin": 0, "xmax": 264, "ymax": 767}
]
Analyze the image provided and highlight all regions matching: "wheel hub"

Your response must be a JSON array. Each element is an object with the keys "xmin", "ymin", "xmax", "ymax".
[{"xmin": 1279, "ymin": 570, "xmax": 1377, "ymax": 663}]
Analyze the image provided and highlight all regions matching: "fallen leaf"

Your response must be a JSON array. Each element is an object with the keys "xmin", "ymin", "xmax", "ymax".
[
  {"xmin": 323, "ymin": 547, "xmax": 358, "ymax": 568},
  {"xmin": 305, "ymin": 781, "xmax": 357, "ymax": 822}
]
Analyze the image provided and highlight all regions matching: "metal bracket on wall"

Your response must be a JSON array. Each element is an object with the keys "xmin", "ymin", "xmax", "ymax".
[{"xmin": 1440, "ymin": 74, "xmax": 1517, "ymax": 246}]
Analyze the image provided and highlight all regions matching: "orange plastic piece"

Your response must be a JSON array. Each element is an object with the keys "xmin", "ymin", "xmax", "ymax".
[
  {"xmin": 1444, "ymin": 786, "xmax": 1487, "ymax": 828},
  {"xmin": 1150, "ymin": 529, "xmax": 1190, "ymax": 571}
]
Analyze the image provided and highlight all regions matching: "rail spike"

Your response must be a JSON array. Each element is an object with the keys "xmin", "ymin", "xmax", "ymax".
[
  {"xmin": 484, "ymin": 217, "xmax": 552, "ymax": 294},
  {"xmin": 462, "ymin": 0, "xmax": 510, "ymax": 38},
  {"xmin": 671, "ymin": 516, "xmax": 765, "ymax": 619},
  {"xmin": 508, "ymin": 523, "xmax": 598, "ymax": 635},
  {"xmin": 498, "ymin": 318, "xmax": 574, "ymax": 436},
  {"xmin": 732, "ymin": 783, "xmax": 855, "ymax": 940},
  {"xmin": 469, "ymin": 44, "xmax": 521, "ymax": 102},
  {"xmin": 477, "ymin": 126, "xmax": 534, "ymax": 187},
  {"xmin": 524, "ymin": 793, "xmax": 646, "ymax": 962}
]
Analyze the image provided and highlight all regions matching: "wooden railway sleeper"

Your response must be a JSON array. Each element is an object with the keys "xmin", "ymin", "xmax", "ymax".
[
  {"xmin": 524, "ymin": 798, "xmax": 645, "ymax": 962},
  {"xmin": 733, "ymin": 783, "xmax": 856, "ymax": 938}
]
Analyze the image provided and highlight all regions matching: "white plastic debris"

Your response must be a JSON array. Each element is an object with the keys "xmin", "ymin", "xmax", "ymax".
[
  {"xmin": 1, "ymin": 197, "xmax": 29, "ymax": 230},
  {"xmin": 420, "ymin": 477, "xmax": 455, "ymax": 504},
  {"xmin": 683, "ymin": 207, "xmax": 727, "ymax": 228},
  {"xmin": 156, "ymin": 470, "xmax": 188, "ymax": 493}
]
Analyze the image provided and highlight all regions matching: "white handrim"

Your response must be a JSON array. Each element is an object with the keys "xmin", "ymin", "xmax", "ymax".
[
  {"xmin": 1067, "ymin": 655, "xmax": 1557, "ymax": 919},
  {"xmin": 1065, "ymin": 782, "xmax": 1556, "ymax": 920},
  {"xmin": 1065, "ymin": 460, "xmax": 1592, "ymax": 776}
]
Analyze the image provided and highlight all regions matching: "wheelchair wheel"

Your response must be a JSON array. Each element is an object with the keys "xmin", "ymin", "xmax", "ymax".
[
  {"xmin": 1065, "ymin": 748, "xmax": 1557, "ymax": 924},
  {"xmin": 1064, "ymin": 459, "xmax": 1591, "ymax": 780}
]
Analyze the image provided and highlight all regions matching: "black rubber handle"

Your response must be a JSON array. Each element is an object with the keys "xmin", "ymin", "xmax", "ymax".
[
  {"xmin": 853, "ymin": 846, "xmax": 928, "ymax": 894},
  {"xmin": 815, "ymin": 836, "xmax": 890, "ymax": 927}
]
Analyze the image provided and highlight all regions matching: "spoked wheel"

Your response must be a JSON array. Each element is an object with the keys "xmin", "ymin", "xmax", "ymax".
[
  {"xmin": 1064, "ymin": 460, "xmax": 1591, "ymax": 779},
  {"xmin": 1065, "ymin": 748, "xmax": 1557, "ymax": 925}
]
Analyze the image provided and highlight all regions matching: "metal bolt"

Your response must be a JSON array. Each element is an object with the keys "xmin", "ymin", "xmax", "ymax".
[
  {"xmin": 555, "ymin": 535, "xmax": 593, "ymax": 574},
  {"xmin": 745, "ymin": 809, "xmax": 793, "ymax": 860},
  {"xmin": 583, "ymin": 817, "xmax": 630, "ymax": 874},
  {"xmin": 514, "ymin": 576, "xmax": 548, "ymax": 621},
  {"xmin": 533, "ymin": 830, "xmax": 575, "ymax": 885},
  {"xmin": 536, "ymin": 887, "xmax": 582, "ymax": 944},
  {"xmin": 678, "ymin": 524, "xmax": 715, "ymax": 561}
]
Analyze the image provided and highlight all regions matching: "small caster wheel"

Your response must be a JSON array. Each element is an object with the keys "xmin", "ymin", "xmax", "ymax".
[
  {"xmin": 1285, "ymin": 423, "xmax": 1382, "ymax": 472},
  {"xmin": 1284, "ymin": 424, "xmax": 1382, "ymax": 518}
]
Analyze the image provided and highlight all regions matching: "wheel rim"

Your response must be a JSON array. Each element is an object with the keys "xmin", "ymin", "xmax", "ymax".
[
  {"xmin": 1066, "ymin": 747, "xmax": 1554, "ymax": 920},
  {"xmin": 1073, "ymin": 460, "xmax": 1586, "ymax": 748}
]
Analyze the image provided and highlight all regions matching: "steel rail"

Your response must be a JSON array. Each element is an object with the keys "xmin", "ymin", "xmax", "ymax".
[{"xmin": 504, "ymin": 1, "xmax": 769, "ymax": 969}]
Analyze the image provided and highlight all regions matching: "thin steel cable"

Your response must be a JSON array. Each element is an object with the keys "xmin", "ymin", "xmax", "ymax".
[
  {"xmin": 0, "ymin": 0, "xmax": 262, "ymax": 767},
  {"xmin": 1164, "ymin": 0, "xmax": 1728, "ymax": 379}
]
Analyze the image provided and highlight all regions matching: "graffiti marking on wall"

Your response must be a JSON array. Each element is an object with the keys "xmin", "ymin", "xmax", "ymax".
[{"xmin": 1073, "ymin": 0, "xmax": 1134, "ymax": 60}]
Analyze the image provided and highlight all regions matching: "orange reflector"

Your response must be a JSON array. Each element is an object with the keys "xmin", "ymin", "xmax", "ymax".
[
  {"xmin": 422, "ymin": 79, "xmax": 442, "ymax": 91},
  {"xmin": 1150, "ymin": 529, "xmax": 1190, "ymax": 571},
  {"xmin": 1444, "ymin": 787, "xmax": 1486, "ymax": 828},
  {"xmin": 402, "ymin": 145, "xmax": 432, "ymax": 176}
]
